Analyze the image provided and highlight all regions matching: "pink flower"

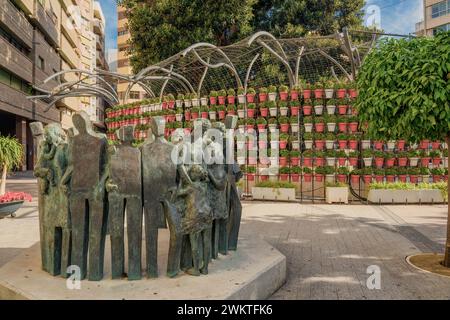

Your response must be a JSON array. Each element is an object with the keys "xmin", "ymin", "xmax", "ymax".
[{"xmin": 0, "ymin": 192, "xmax": 32, "ymax": 203}]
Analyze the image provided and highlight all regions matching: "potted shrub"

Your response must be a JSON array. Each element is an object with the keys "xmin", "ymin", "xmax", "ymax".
[
  {"xmin": 325, "ymin": 115, "xmax": 337, "ymax": 132},
  {"xmin": 216, "ymin": 105, "xmax": 226, "ymax": 120},
  {"xmin": 348, "ymin": 151, "xmax": 359, "ymax": 166},
  {"xmin": 326, "ymin": 99, "xmax": 337, "ymax": 115},
  {"xmin": 348, "ymin": 82, "xmax": 358, "ymax": 98},
  {"xmin": 259, "ymin": 101, "xmax": 269, "ymax": 117},
  {"xmin": 208, "ymin": 105, "xmax": 217, "ymax": 120},
  {"xmin": 290, "ymin": 150, "xmax": 300, "ymax": 166},
  {"xmin": 303, "ymin": 99, "xmax": 313, "ymax": 115},
  {"xmin": 335, "ymin": 82, "xmax": 347, "ymax": 98},
  {"xmin": 313, "ymin": 82, "xmax": 324, "ymax": 99},
  {"xmin": 337, "ymin": 98, "xmax": 348, "ymax": 115},
  {"xmin": 348, "ymin": 134, "xmax": 359, "ymax": 150},
  {"xmin": 430, "ymin": 150, "xmax": 442, "ymax": 166},
  {"xmin": 190, "ymin": 106, "xmax": 200, "ymax": 119},
  {"xmin": 237, "ymin": 119, "xmax": 245, "ymax": 132},
  {"xmin": 303, "ymin": 167, "xmax": 313, "ymax": 182},
  {"xmin": 431, "ymin": 140, "xmax": 441, "ymax": 150},
  {"xmin": 361, "ymin": 168, "xmax": 373, "ymax": 184},
  {"xmin": 314, "ymin": 117, "xmax": 325, "ymax": 133},
  {"xmin": 314, "ymin": 133, "xmax": 325, "ymax": 150},
  {"xmin": 384, "ymin": 152, "xmax": 396, "ymax": 167},
  {"xmin": 291, "ymin": 85, "xmax": 300, "ymax": 101},
  {"xmin": 336, "ymin": 150, "xmax": 347, "ymax": 166},
  {"xmin": 304, "ymin": 133, "xmax": 313, "ymax": 149},
  {"xmin": 302, "ymin": 82, "xmax": 312, "ymax": 99},
  {"xmin": 337, "ymin": 133, "xmax": 348, "ymax": 149},
  {"xmin": 373, "ymin": 151, "xmax": 384, "ymax": 168},
  {"xmin": 246, "ymin": 118, "xmax": 256, "ymax": 133},
  {"xmin": 247, "ymin": 87, "xmax": 256, "ymax": 103},
  {"xmin": 217, "ymin": 89, "xmax": 227, "ymax": 105},
  {"xmin": 431, "ymin": 168, "xmax": 444, "ymax": 182},
  {"xmin": 176, "ymin": 94, "xmax": 185, "ymax": 108},
  {"xmin": 279, "ymin": 149, "xmax": 289, "ymax": 167},
  {"xmin": 237, "ymin": 87, "xmax": 246, "ymax": 104},
  {"xmin": 268, "ymin": 117, "xmax": 278, "ymax": 132},
  {"xmin": 397, "ymin": 167, "xmax": 408, "ymax": 183},
  {"xmin": 336, "ymin": 167, "xmax": 349, "ymax": 183},
  {"xmin": 0, "ymin": 136, "xmax": 26, "ymax": 216},
  {"xmin": 257, "ymin": 117, "xmax": 267, "ymax": 132},
  {"xmin": 247, "ymin": 103, "xmax": 257, "ymax": 118},
  {"xmin": 267, "ymin": 101, "xmax": 278, "ymax": 117},
  {"xmin": 386, "ymin": 140, "xmax": 396, "ymax": 151},
  {"xmin": 279, "ymin": 134, "xmax": 289, "ymax": 149},
  {"xmin": 252, "ymin": 181, "xmax": 296, "ymax": 201},
  {"xmin": 348, "ymin": 116, "xmax": 359, "ymax": 133},
  {"xmin": 397, "ymin": 151, "xmax": 408, "ymax": 167},
  {"xmin": 279, "ymin": 101, "xmax": 289, "ymax": 116},
  {"xmin": 362, "ymin": 150, "xmax": 373, "ymax": 167},
  {"xmin": 200, "ymin": 106, "xmax": 209, "ymax": 119},
  {"xmin": 337, "ymin": 117, "xmax": 348, "ymax": 133},
  {"xmin": 227, "ymin": 104, "xmax": 236, "ymax": 116},
  {"xmin": 419, "ymin": 167, "xmax": 430, "ymax": 183},
  {"xmin": 326, "ymin": 150, "xmax": 336, "ymax": 166},
  {"xmin": 191, "ymin": 93, "xmax": 199, "ymax": 107},
  {"xmin": 351, "ymin": 168, "xmax": 361, "ymax": 184},
  {"xmin": 278, "ymin": 166, "xmax": 290, "ymax": 181},
  {"xmin": 360, "ymin": 133, "xmax": 371, "ymax": 150},
  {"xmin": 325, "ymin": 133, "xmax": 336, "ymax": 150},
  {"xmin": 290, "ymin": 116, "xmax": 299, "ymax": 133},
  {"xmin": 209, "ymin": 90, "xmax": 218, "ymax": 105},
  {"xmin": 408, "ymin": 167, "xmax": 420, "ymax": 183},
  {"xmin": 279, "ymin": 85, "xmax": 289, "ymax": 101},
  {"xmin": 444, "ymin": 149, "xmax": 448, "ymax": 167},
  {"xmin": 408, "ymin": 149, "xmax": 420, "ymax": 167},
  {"xmin": 290, "ymin": 166, "xmax": 301, "ymax": 182},
  {"xmin": 227, "ymin": 88, "xmax": 236, "ymax": 105},
  {"xmin": 420, "ymin": 150, "xmax": 431, "ymax": 167},
  {"xmin": 200, "ymin": 95, "xmax": 208, "ymax": 107},
  {"xmin": 303, "ymin": 150, "xmax": 314, "ymax": 167},
  {"xmin": 314, "ymin": 151, "xmax": 326, "ymax": 167},
  {"xmin": 246, "ymin": 166, "xmax": 256, "ymax": 181},
  {"xmin": 314, "ymin": 100, "xmax": 324, "ymax": 115},
  {"xmin": 385, "ymin": 167, "xmax": 397, "ymax": 182},
  {"xmin": 373, "ymin": 168, "xmax": 385, "ymax": 182},
  {"xmin": 304, "ymin": 116, "xmax": 313, "ymax": 133},
  {"xmin": 237, "ymin": 104, "xmax": 245, "ymax": 119},
  {"xmin": 324, "ymin": 79, "xmax": 335, "ymax": 99},
  {"xmin": 268, "ymin": 85, "xmax": 277, "ymax": 101},
  {"xmin": 291, "ymin": 135, "xmax": 300, "ymax": 150},
  {"xmin": 258, "ymin": 87, "xmax": 268, "ymax": 102},
  {"xmin": 289, "ymin": 100, "xmax": 300, "ymax": 117},
  {"xmin": 314, "ymin": 166, "xmax": 325, "ymax": 182},
  {"xmin": 373, "ymin": 139, "xmax": 384, "ymax": 150},
  {"xmin": 175, "ymin": 108, "xmax": 184, "ymax": 122}
]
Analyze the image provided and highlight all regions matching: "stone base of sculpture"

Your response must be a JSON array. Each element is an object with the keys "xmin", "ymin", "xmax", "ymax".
[{"xmin": 0, "ymin": 230, "xmax": 286, "ymax": 300}]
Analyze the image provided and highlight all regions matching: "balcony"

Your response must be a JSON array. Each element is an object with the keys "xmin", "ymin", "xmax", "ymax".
[
  {"xmin": 0, "ymin": 36, "xmax": 33, "ymax": 83},
  {"xmin": 0, "ymin": 0, "xmax": 33, "ymax": 48},
  {"xmin": 61, "ymin": 8, "xmax": 80, "ymax": 50},
  {"xmin": 93, "ymin": 18, "xmax": 104, "ymax": 36},
  {"xmin": 60, "ymin": 34, "xmax": 79, "ymax": 69},
  {"xmin": 96, "ymin": 34, "xmax": 104, "ymax": 51},
  {"xmin": 33, "ymin": 1, "xmax": 58, "ymax": 46},
  {"xmin": 0, "ymin": 82, "xmax": 33, "ymax": 119}
]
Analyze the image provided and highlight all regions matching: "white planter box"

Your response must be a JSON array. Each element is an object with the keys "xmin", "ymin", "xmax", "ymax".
[
  {"xmin": 269, "ymin": 108, "xmax": 278, "ymax": 117},
  {"xmin": 176, "ymin": 100, "xmax": 183, "ymax": 108},
  {"xmin": 361, "ymin": 140, "xmax": 371, "ymax": 149},
  {"xmin": 326, "ymin": 105, "xmax": 336, "ymax": 115},
  {"xmin": 325, "ymin": 174, "xmax": 335, "ymax": 183},
  {"xmin": 304, "ymin": 140, "xmax": 313, "ymax": 149},
  {"xmin": 268, "ymin": 93, "xmax": 277, "ymax": 101},
  {"xmin": 363, "ymin": 158, "xmax": 373, "ymax": 167},
  {"xmin": 304, "ymin": 124, "xmax": 313, "ymax": 133},
  {"xmin": 175, "ymin": 114, "xmax": 183, "ymax": 122},
  {"xmin": 409, "ymin": 157, "xmax": 419, "ymax": 167},
  {"xmin": 291, "ymin": 141, "xmax": 300, "ymax": 150},
  {"xmin": 325, "ymin": 141, "xmax": 335, "ymax": 149},
  {"xmin": 326, "ymin": 157, "xmax": 336, "ymax": 166},
  {"xmin": 252, "ymin": 187, "xmax": 296, "ymax": 201},
  {"xmin": 368, "ymin": 189, "xmax": 444, "ymax": 204},
  {"xmin": 327, "ymin": 123, "xmax": 336, "ymax": 132},
  {"xmin": 209, "ymin": 112, "xmax": 217, "ymax": 120},
  {"xmin": 279, "ymin": 107, "xmax": 288, "ymax": 116},
  {"xmin": 238, "ymin": 95, "xmax": 246, "ymax": 104},
  {"xmin": 238, "ymin": 110, "xmax": 245, "ymax": 118},
  {"xmin": 325, "ymin": 89, "xmax": 334, "ymax": 99},
  {"xmin": 184, "ymin": 100, "xmax": 192, "ymax": 108},
  {"xmin": 191, "ymin": 99, "xmax": 199, "ymax": 107},
  {"xmin": 326, "ymin": 187, "xmax": 349, "ymax": 204},
  {"xmin": 200, "ymin": 98, "xmax": 208, "ymax": 106},
  {"xmin": 291, "ymin": 124, "xmax": 299, "ymax": 133},
  {"xmin": 314, "ymin": 105, "xmax": 324, "ymax": 115},
  {"xmin": 387, "ymin": 141, "xmax": 396, "ymax": 150}
]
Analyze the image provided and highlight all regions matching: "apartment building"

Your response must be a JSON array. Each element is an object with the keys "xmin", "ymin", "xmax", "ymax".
[
  {"xmin": 117, "ymin": 5, "xmax": 146, "ymax": 103},
  {"xmin": 0, "ymin": 0, "xmax": 108, "ymax": 170},
  {"xmin": 416, "ymin": 0, "xmax": 450, "ymax": 36}
]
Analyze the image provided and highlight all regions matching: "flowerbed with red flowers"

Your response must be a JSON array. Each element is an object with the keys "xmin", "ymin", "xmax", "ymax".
[{"xmin": 0, "ymin": 192, "xmax": 32, "ymax": 203}]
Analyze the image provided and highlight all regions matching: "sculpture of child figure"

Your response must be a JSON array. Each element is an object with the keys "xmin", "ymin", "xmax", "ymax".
[{"xmin": 176, "ymin": 164, "xmax": 213, "ymax": 276}]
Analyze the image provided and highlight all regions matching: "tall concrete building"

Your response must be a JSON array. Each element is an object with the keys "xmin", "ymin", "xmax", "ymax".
[
  {"xmin": 0, "ymin": 0, "xmax": 109, "ymax": 170},
  {"xmin": 416, "ymin": 0, "xmax": 450, "ymax": 36},
  {"xmin": 117, "ymin": 5, "xmax": 145, "ymax": 103}
]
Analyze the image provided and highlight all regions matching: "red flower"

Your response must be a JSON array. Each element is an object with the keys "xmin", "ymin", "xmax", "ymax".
[{"xmin": 0, "ymin": 192, "xmax": 32, "ymax": 203}]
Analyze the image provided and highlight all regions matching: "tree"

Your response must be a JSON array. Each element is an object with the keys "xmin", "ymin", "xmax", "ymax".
[
  {"xmin": 251, "ymin": 0, "xmax": 366, "ymax": 37},
  {"xmin": 0, "ymin": 136, "xmax": 24, "ymax": 195},
  {"xmin": 118, "ymin": 0, "xmax": 256, "ymax": 73},
  {"xmin": 355, "ymin": 31, "xmax": 450, "ymax": 265}
]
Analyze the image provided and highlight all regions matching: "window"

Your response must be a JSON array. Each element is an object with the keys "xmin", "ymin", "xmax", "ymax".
[
  {"xmin": 129, "ymin": 91, "xmax": 140, "ymax": 100},
  {"xmin": 0, "ymin": 67, "xmax": 34, "ymax": 94},
  {"xmin": 38, "ymin": 56, "xmax": 45, "ymax": 70},
  {"xmin": 0, "ymin": 25, "xmax": 30, "ymax": 57},
  {"xmin": 431, "ymin": 0, "xmax": 450, "ymax": 18},
  {"xmin": 118, "ymin": 29, "xmax": 129, "ymax": 36},
  {"xmin": 433, "ymin": 23, "xmax": 450, "ymax": 35}
]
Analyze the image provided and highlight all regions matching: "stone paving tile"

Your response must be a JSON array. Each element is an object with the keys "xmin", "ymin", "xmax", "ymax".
[{"xmin": 1, "ymin": 178, "xmax": 450, "ymax": 299}]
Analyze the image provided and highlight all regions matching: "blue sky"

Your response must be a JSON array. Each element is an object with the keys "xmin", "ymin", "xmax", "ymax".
[{"xmin": 99, "ymin": 0, "xmax": 423, "ymax": 53}]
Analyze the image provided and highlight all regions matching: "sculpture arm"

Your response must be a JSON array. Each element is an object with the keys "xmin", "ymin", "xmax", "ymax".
[{"xmin": 208, "ymin": 168, "xmax": 226, "ymax": 191}]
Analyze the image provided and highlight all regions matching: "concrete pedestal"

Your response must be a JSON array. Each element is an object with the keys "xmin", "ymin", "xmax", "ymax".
[{"xmin": 0, "ymin": 230, "xmax": 286, "ymax": 300}]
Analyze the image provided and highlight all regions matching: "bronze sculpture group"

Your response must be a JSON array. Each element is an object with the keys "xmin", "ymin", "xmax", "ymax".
[{"xmin": 31, "ymin": 111, "xmax": 242, "ymax": 281}]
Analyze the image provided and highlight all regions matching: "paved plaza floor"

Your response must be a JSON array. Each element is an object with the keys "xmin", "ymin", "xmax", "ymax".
[{"xmin": 1, "ymin": 174, "xmax": 450, "ymax": 299}]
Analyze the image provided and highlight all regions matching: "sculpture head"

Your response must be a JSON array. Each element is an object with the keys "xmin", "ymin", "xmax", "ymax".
[
  {"xmin": 44, "ymin": 123, "xmax": 65, "ymax": 145},
  {"xmin": 171, "ymin": 128, "xmax": 185, "ymax": 145},
  {"xmin": 189, "ymin": 164, "xmax": 207, "ymax": 182},
  {"xmin": 212, "ymin": 122, "xmax": 226, "ymax": 134},
  {"xmin": 72, "ymin": 111, "xmax": 92, "ymax": 134},
  {"xmin": 117, "ymin": 125, "xmax": 135, "ymax": 144},
  {"xmin": 150, "ymin": 116, "xmax": 166, "ymax": 138},
  {"xmin": 193, "ymin": 118, "xmax": 212, "ymax": 134},
  {"xmin": 29, "ymin": 122, "xmax": 44, "ymax": 138}
]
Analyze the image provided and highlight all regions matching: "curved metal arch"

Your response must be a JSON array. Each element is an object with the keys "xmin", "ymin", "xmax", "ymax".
[
  {"xmin": 317, "ymin": 49, "xmax": 353, "ymax": 81},
  {"xmin": 244, "ymin": 53, "xmax": 260, "ymax": 92},
  {"xmin": 42, "ymin": 90, "xmax": 118, "ymax": 112},
  {"xmin": 247, "ymin": 31, "xmax": 288, "ymax": 59},
  {"xmin": 135, "ymin": 66, "xmax": 195, "ymax": 93},
  {"xmin": 159, "ymin": 65, "xmax": 174, "ymax": 100},
  {"xmin": 197, "ymin": 58, "xmax": 210, "ymax": 97},
  {"xmin": 140, "ymin": 75, "xmax": 190, "ymax": 95}
]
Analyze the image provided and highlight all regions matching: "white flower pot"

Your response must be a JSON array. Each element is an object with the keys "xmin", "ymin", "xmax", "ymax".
[
  {"xmin": 191, "ymin": 99, "xmax": 199, "ymax": 107},
  {"xmin": 325, "ymin": 174, "xmax": 335, "ymax": 183},
  {"xmin": 237, "ymin": 157, "xmax": 246, "ymax": 165},
  {"xmin": 238, "ymin": 95, "xmax": 246, "ymax": 104},
  {"xmin": 200, "ymin": 98, "xmax": 208, "ymax": 106},
  {"xmin": 268, "ymin": 124, "xmax": 278, "ymax": 132},
  {"xmin": 280, "ymin": 107, "xmax": 288, "ymax": 116},
  {"xmin": 237, "ymin": 109, "xmax": 245, "ymax": 118},
  {"xmin": 184, "ymin": 100, "xmax": 192, "ymax": 108},
  {"xmin": 326, "ymin": 157, "xmax": 336, "ymax": 166},
  {"xmin": 291, "ymin": 140, "xmax": 300, "ymax": 150},
  {"xmin": 176, "ymin": 100, "xmax": 183, "ymax": 108},
  {"xmin": 361, "ymin": 140, "xmax": 371, "ymax": 149},
  {"xmin": 326, "ymin": 105, "xmax": 336, "ymax": 115},
  {"xmin": 409, "ymin": 157, "xmax": 419, "ymax": 167},
  {"xmin": 421, "ymin": 175, "xmax": 430, "ymax": 183},
  {"xmin": 325, "ymin": 141, "xmax": 335, "ymax": 149},
  {"xmin": 387, "ymin": 141, "xmax": 396, "ymax": 150},
  {"xmin": 175, "ymin": 114, "xmax": 183, "ymax": 122},
  {"xmin": 325, "ymin": 89, "xmax": 334, "ymax": 99},
  {"xmin": 268, "ymin": 93, "xmax": 277, "ymax": 101},
  {"xmin": 291, "ymin": 123, "xmax": 299, "ymax": 133},
  {"xmin": 444, "ymin": 157, "xmax": 448, "ymax": 167},
  {"xmin": 209, "ymin": 112, "xmax": 216, "ymax": 120},
  {"xmin": 326, "ymin": 123, "xmax": 336, "ymax": 132},
  {"xmin": 269, "ymin": 108, "xmax": 278, "ymax": 117},
  {"xmin": 304, "ymin": 140, "xmax": 313, "ymax": 149},
  {"xmin": 363, "ymin": 158, "xmax": 373, "ymax": 167},
  {"xmin": 314, "ymin": 105, "xmax": 324, "ymax": 115},
  {"xmin": 367, "ymin": 189, "xmax": 443, "ymax": 204},
  {"xmin": 326, "ymin": 187, "xmax": 349, "ymax": 204},
  {"xmin": 304, "ymin": 123, "xmax": 313, "ymax": 133},
  {"xmin": 270, "ymin": 141, "xmax": 278, "ymax": 149}
]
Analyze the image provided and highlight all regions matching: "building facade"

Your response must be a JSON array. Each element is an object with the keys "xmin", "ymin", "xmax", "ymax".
[
  {"xmin": 117, "ymin": 5, "xmax": 146, "ymax": 103},
  {"xmin": 416, "ymin": 0, "xmax": 450, "ymax": 36},
  {"xmin": 0, "ymin": 0, "xmax": 108, "ymax": 170}
]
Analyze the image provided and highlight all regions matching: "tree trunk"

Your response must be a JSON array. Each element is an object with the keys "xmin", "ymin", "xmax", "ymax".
[
  {"xmin": 444, "ymin": 134, "xmax": 450, "ymax": 267},
  {"xmin": 0, "ymin": 164, "xmax": 7, "ymax": 196}
]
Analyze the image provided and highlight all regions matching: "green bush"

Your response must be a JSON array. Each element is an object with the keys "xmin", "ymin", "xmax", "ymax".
[{"xmin": 255, "ymin": 181, "xmax": 296, "ymax": 189}]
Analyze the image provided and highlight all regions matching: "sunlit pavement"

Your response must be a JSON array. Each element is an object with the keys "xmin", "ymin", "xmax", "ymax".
[{"xmin": 1, "ymin": 174, "xmax": 449, "ymax": 299}]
